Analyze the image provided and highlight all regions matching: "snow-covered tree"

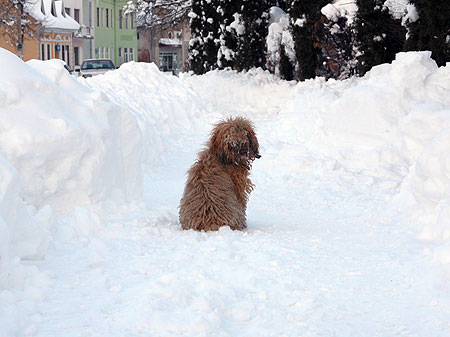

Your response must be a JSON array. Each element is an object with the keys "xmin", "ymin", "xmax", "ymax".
[
  {"xmin": 404, "ymin": 0, "xmax": 450, "ymax": 67},
  {"xmin": 233, "ymin": 1, "xmax": 271, "ymax": 72},
  {"xmin": 354, "ymin": 0, "xmax": 406, "ymax": 76},
  {"xmin": 216, "ymin": 0, "xmax": 240, "ymax": 69},
  {"xmin": 317, "ymin": 2, "xmax": 358, "ymax": 79},
  {"xmin": 266, "ymin": 7, "xmax": 296, "ymax": 80},
  {"xmin": 188, "ymin": 0, "xmax": 220, "ymax": 74},
  {"xmin": 0, "ymin": 0, "xmax": 39, "ymax": 59},
  {"xmin": 124, "ymin": 0, "xmax": 191, "ymax": 30}
]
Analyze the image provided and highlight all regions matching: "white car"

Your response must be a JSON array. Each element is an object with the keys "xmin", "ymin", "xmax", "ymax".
[{"xmin": 80, "ymin": 59, "xmax": 115, "ymax": 78}]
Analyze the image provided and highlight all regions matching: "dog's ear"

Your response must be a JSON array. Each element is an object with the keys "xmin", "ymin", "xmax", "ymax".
[
  {"xmin": 242, "ymin": 120, "xmax": 260, "ymax": 160},
  {"xmin": 209, "ymin": 120, "xmax": 233, "ymax": 164}
]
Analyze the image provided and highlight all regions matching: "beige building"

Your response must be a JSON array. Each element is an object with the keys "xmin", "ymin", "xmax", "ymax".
[{"xmin": 138, "ymin": 19, "xmax": 191, "ymax": 73}]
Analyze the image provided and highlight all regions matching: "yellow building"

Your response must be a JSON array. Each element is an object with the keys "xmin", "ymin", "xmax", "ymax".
[{"xmin": 0, "ymin": 0, "xmax": 79, "ymax": 65}]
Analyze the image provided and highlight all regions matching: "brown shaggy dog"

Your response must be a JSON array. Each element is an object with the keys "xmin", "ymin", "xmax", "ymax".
[{"xmin": 179, "ymin": 117, "xmax": 261, "ymax": 231}]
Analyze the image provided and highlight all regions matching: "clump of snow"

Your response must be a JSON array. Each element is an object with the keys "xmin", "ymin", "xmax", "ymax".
[
  {"xmin": 266, "ymin": 7, "xmax": 296, "ymax": 77},
  {"xmin": 321, "ymin": 0, "xmax": 358, "ymax": 24},
  {"xmin": 384, "ymin": 0, "xmax": 419, "ymax": 24},
  {"xmin": 228, "ymin": 13, "xmax": 245, "ymax": 36}
]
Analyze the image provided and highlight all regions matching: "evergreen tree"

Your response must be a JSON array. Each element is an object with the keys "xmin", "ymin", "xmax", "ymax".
[
  {"xmin": 405, "ymin": 0, "xmax": 450, "ymax": 66},
  {"xmin": 188, "ymin": 0, "xmax": 220, "ymax": 74},
  {"xmin": 316, "ymin": 14, "xmax": 357, "ymax": 80},
  {"xmin": 234, "ymin": 1, "xmax": 271, "ymax": 71},
  {"xmin": 216, "ymin": 0, "xmax": 240, "ymax": 69},
  {"xmin": 279, "ymin": 45, "xmax": 294, "ymax": 80},
  {"xmin": 354, "ymin": 0, "xmax": 406, "ymax": 76},
  {"xmin": 288, "ymin": 0, "xmax": 329, "ymax": 80},
  {"xmin": 188, "ymin": 0, "xmax": 205, "ymax": 74}
]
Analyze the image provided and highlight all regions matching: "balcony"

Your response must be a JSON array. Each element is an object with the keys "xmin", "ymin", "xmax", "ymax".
[{"xmin": 75, "ymin": 25, "xmax": 94, "ymax": 39}]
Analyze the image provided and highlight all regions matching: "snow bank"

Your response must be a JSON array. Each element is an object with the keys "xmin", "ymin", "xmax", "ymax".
[
  {"xmin": 81, "ymin": 62, "xmax": 206, "ymax": 167},
  {"xmin": 0, "ymin": 48, "xmax": 142, "ymax": 290}
]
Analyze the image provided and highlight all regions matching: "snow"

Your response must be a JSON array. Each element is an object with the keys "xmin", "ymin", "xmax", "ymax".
[
  {"xmin": 1, "ymin": 46, "xmax": 450, "ymax": 336},
  {"xmin": 267, "ymin": 8, "xmax": 296, "ymax": 76},
  {"xmin": 321, "ymin": 0, "xmax": 358, "ymax": 24},
  {"xmin": 27, "ymin": 0, "xmax": 80, "ymax": 31}
]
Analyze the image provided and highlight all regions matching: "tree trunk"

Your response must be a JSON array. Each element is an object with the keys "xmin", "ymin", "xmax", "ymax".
[{"xmin": 17, "ymin": 2, "xmax": 24, "ymax": 59}]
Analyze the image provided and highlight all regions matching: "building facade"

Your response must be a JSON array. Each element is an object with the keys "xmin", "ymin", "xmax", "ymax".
[
  {"xmin": 138, "ymin": 18, "xmax": 191, "ymax": 73},
  {"xmin": 0, "ymin": 0, "xmax": 79, "ymax": 63},
  {"xmin": 38, "ymin": 0, "xmax": 80, "ymax": 68},
  {"xmin": 94, "ymin": 0, "xmax": 137, "ymax": 67}
]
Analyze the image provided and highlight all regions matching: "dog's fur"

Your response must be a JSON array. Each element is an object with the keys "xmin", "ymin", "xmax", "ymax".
[{"xmin": 179, "ymin": 117, "xmax": 260, "ymax": 231}]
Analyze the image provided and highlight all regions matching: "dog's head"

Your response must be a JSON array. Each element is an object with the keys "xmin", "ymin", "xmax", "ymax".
[{"xmin": 209, "ymin": 117, "xmax": 261, "ymax": 169}]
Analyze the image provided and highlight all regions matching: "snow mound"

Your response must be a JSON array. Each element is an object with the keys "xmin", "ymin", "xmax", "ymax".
[
  {"xmin": 81, "ymin": 62, "xmax": 206, "ymax": 167},
  {"xmin": 0, "ymin": 48, "xmax": 143, "ymax": 290}
]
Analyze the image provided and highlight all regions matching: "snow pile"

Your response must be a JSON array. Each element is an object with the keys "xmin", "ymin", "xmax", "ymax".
[
  {"xmin": 81, "ymin": 62, "xmax": 206, "ymax": 167},
  {"xmin": 0, "ymin": 48, "xmax": 142, "ymax": 290}
]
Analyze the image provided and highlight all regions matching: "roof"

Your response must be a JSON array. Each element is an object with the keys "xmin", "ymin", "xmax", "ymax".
[{"xmin": 26, "ymin": 0, "xmax": 80, "ymax": 31}]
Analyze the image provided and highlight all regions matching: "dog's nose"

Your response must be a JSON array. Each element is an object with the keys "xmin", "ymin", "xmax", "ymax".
[{"xmin": 255, "ymin": 154, "xmax": 261, "ymax": 159}]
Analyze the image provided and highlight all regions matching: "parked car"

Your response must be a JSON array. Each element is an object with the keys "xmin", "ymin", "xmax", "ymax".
[{"xmin": 80, "ymin": 59, "xmax": 115, "ymax": 78}]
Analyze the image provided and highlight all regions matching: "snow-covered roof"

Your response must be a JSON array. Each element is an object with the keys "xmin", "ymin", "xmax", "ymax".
[
  {"xmin": 26, "ymin": 0, "xmax": 80, "ymax": 31},
  {"xmin": 159, "ymin": 38, "xmax": 182, "ymax": 46}
]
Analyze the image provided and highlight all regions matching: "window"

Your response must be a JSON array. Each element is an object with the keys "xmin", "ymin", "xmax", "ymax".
[
  {"xmin": 74, "ymin": 9, "xmax": 80, "ymax": 23},
  {"xmin": 129, "ymin": 48, "xmax": 134, "ymax": 61},
  {"xmin": 110, "ymin": 9, "xmax": 113, "ymax": 28},
  {"xmin": 106, "ymin": 8, "xmax": 109, "ymax": 27},
  {"xmin": 65, "ymin": 7, "xmax": 70, "ymax": 16},
  {"xmin": 47, "ymin": 44, "xmax": 50, "ymax": 59},
  {"xmin": 159, "ymin": 51, "xmax": 178, "ymax": 72},
  {"xmin": 131, "ymin": 13, "xmax": 134, "ymax": 29},
  {"xmin": 74, "ymin": 47, "xmax": 79, "ymax": 65},
  {"xmin": 96, "ymin": 8, "xmax": 99, "ymax": 27},
  {"xmin": 125, "ymin": 14, "xmax": 128, "ymax": 29},
  {"xmin": 119, "ymin": 10, "xmax": 123, "ymax": 29},
  {"xmin": 64, "ymin": 45, "xmax": 70, "ymax": 66},
  {"xmin": 101, "ymin": 8, "xmax": 104, "ymax": 26},
  {"xmin": 124, "ymin": 47, "xmax": 128, "ymax": 62}
]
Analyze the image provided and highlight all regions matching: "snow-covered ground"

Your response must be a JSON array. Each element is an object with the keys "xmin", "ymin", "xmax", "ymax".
[{"xmin": 1, "ymin": 47, "xmax": 450, "ymax": 336}]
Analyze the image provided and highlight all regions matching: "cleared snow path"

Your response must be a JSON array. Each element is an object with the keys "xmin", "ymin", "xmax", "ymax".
[{"xmin": 27, "ymin": 148, "xmax": 450, "ymax": 337}]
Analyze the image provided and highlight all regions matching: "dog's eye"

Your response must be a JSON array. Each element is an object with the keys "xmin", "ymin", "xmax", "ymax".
[{"xmin": 239, "ymin": 145, "xmax": 249, "ymax": 155}]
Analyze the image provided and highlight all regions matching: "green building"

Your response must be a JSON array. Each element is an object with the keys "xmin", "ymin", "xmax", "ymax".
[{"xmin": 93, "ymin": 0, "xmax": 137, "ymax": 67}]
